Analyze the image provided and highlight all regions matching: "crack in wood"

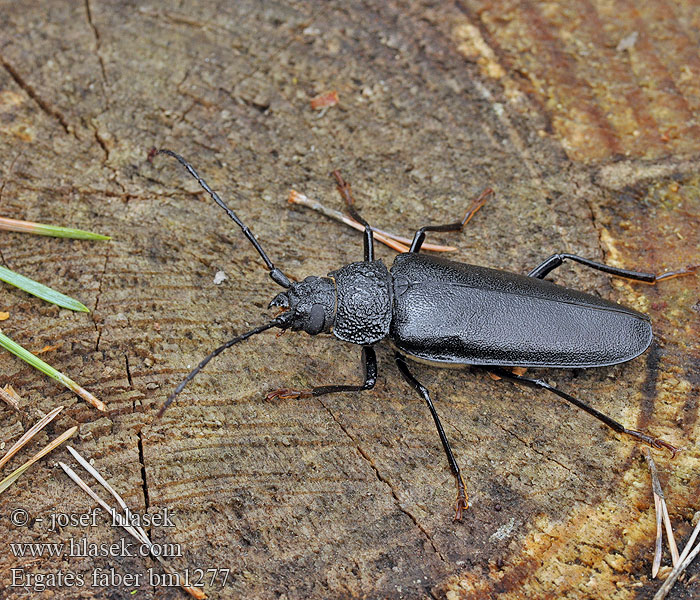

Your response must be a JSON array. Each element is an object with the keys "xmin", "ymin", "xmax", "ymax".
[
  {"xmin": 0, "ymin": 55, "xmax": 73, "ymax": 136},
  {"xmin": 92, "ymin": 249, "xmax": 111, "ymax": 351},
  {"xmin": 317, "ymin": 397, "xmax": 450, "ymax": 565},
  {"xmin": 83, "ymin": 0, "xmax": 110, "ymax": 103},
  {"xmin": 496, "ymin": 422, "xmax": 584, "ymax": 483},
  {"xmin": 125, "ymin": 354, "xmax": 133, "ymax": 388},
  {"xmin": 137, "ymin": 431, "xmax": 151, "ymax": 514}
]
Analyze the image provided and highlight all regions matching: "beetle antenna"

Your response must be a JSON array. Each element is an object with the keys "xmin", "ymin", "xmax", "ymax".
[
  {"xmin": 157, "ymin": 314, "xmax": 291, "ymax": 418},
  {"xmin": 157, "ymin": 149, "xmax": 291, "ymax": 289}
]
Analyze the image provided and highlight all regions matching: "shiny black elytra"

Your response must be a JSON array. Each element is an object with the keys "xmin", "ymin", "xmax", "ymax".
[{"xmin": 156, "ymin": 149, "xmax": 694, "ymax": 521}]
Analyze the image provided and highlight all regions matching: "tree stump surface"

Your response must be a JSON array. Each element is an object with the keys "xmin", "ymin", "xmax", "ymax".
[{"xmin": 0, "ymin": 2, "xmax": 698, "ymax": 599}]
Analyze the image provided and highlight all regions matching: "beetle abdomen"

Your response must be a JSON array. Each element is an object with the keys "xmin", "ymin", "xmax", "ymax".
[{"xmin": 390, "ymin": 254, "xmax": 652, "ymax": 368}]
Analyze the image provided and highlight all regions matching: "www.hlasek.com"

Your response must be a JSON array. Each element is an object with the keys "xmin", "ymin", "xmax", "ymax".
[{"xmin": 10, "ymin": 535, "xmax": 181, "ymax": 559}]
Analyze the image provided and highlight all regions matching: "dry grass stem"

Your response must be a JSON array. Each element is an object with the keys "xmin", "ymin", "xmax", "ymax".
[{"xmin": 0, "ymin": 405, "xmax": 64, "ymax": 470}]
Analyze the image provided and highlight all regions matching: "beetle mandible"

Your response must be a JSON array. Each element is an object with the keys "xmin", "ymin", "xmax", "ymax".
[{"xmin": 156, "ymin": 149, "xmax": 696, "ymax": 520}]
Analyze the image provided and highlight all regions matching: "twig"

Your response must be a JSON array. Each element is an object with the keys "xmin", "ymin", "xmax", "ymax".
[
  {"xmin": 289, "ymin": 190, "xmax": 456, "ymax": 253},
  {"xmin": 0, "ymin": 405, "xmax": 64, "ymax": 470}
]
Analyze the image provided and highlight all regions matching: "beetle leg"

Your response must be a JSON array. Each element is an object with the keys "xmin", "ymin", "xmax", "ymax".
[
  {"xmin": 394, "ymin": 353, "xmax": 469, "ymax": 520},
  {"xmin": 488, "ymin": 366, "xmax": 527, "ymax": 381},
  {"xmin": 528, "ymin": 253, "xmax": 698, "ymax": 284},
  {"xmin": 408, "ymin": 188, "xmax": 492, "ymax": 253},
  {"xmin": 488, "ymin": 367, "xmax": 679, "ymax": 457},
  {"xmin": 266, "ymin": 345, "xmax": 377, "ymax": 400},
  {"xmin": 333, "ymin": 171, "xmax": 375, "ymax": 262}
]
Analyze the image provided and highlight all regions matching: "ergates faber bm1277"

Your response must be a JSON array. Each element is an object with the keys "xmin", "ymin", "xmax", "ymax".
[{"xmin": 156, "ymin": 149, "xmax": 695, "ymax": 520}]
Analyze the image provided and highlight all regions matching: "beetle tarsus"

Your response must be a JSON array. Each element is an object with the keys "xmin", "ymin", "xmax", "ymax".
[
  {"xmin": 626, "ymin": 429, "xmax": 679, "ymax": 458},
  {"xmin": 408, "ymin": 188, "xmax": 492, "ymax": 253},
  {"xmin": 528, "ymin": 254, "xmax": 698, "ymax": 285},
  {"xmin": 395, "ymin": 353, "xmax": 469, "ymax": 519},
  {"xmin": 453, "ymin": 475, "xmax": 469, "ymax": 522},
  {"xmin": 655, "ymin": 264, "xmax": 698, "ymax": 283}
]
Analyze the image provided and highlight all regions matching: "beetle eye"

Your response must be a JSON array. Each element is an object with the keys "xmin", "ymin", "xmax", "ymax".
[{"xmin": 306, "ymin": 303, "xmax": 326, "ymax": 335}]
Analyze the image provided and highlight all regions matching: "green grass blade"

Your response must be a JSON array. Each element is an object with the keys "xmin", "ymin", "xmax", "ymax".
[
  {"xmin": 0, "ymin": 265, "xmax": 89, "ymax": 312},
  {"xmin": 0, "ymin": 330, "xmax": 106, "ymax": 411},
  {"xmin": 0, "ymin": 216, "xmax": 110, "ymax": 240}
]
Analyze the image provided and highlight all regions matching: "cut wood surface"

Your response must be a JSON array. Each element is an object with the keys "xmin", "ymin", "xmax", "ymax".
[{"xmin": 0, "ymin": 2, "xmax": 698, "ymax": 598}]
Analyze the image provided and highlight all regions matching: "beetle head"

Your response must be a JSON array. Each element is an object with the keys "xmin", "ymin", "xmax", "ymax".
[{"xmin": 269, "ymin": 276, "xmax": 336, "ymax": 335}]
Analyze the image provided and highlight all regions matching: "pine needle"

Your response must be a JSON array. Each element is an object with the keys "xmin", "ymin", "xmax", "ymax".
[
  {"xmin": 0, "ymin": 385, "xmax": 21, "ymax": 411},
  {"xmin": 0, "ymin": 330, "xmax": 105, "ymax": 411},
  {"xmin": 61, "ymin": 449, "xmax": 207, "ymax": 599},
  {"xmin": 652, "ymin": 490, "xmax": 663, "ymax": 578},
  {"xmin": 655, "ymin": 512, "xmax": 700, "ymax": 599},
  {"xmin": 644, "ymin": 448, "xmax": 679, "ymax": 575},
  {"xmin": 0, "ymin": 215, "xmax": 110, "ymax": 240},
  {"xmin": 0, "ymin": 265, "xmax": 89, "ymax": 312},
  {"xmin": 67, "ymin": 446, "xmax": 131, "ymax": 514},
  {"xmin": 0, "ymin": 405, "xmax": 64, "ymax": 470},
  {"xmin": 677, "ymin": 514, "xmax": 700, "ymax": 568},
  {"xmin": 0, "ymin": 426, "xmax": 76, "ymax": 494},
  {"xmin": 654, "ymin": 539, "xmax": 700, "ymax": 600}
]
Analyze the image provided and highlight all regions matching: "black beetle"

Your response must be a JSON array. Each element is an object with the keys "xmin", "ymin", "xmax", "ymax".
[{"xmin": 156, "ymin": 149, "xmax": 695, "ymax": 520}]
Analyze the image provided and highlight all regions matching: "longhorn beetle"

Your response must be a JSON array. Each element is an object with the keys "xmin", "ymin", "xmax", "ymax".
[{"xmin": 156, "ymin": 149, "xmax": 696, "ymax": 520}]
